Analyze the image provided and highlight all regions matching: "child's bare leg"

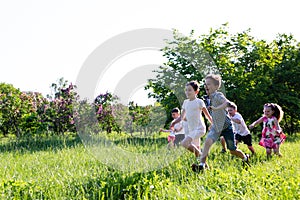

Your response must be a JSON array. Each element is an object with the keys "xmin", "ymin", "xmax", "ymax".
[
  {"xmin": 189, "ymin": 144, "xmax": 201, "ymax": 157},
  {"xmin": 273, "ymin": 147, "xmax": 282, "ymax": 157},
  {"xmin": 170, "ymin": 141, "xmax": 175, "ymax": 148},
  {"xmin": 248, "ymin": 146, "xmax": 255, "ymax": 155},
  {"xmin": 235, "ymin": 140, "xmax": 239, "ymax": 147},
  {"xmin": 200, "ymin": 138, "xmax": 214, "ymax": 164},
  {"xmin": 229, "ymin": 149, "xmax": 246, "ymax": 159},
  {"xmin": 266, "ymin": 148, "xmax": 272, "ymax": 159},
  {"xmin": 181, "ymin": 137, "xmax": 201, "ymax": 157},
  {"xmin": 221, "ymin": 136, "xmax": 227, "ymax": 152}
]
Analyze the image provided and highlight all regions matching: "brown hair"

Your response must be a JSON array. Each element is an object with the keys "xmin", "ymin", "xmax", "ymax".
[
  {"xmin": 171, "ymin": 107, "xmax": 180, "ymax": 114},
  {"xmin": 205, "ymin": 74, "xmax": 222, "ymax": 89},
  {"xmin": 228, "ymin": 101, "xmax": 237, "ymax": 110},
  {"xmin": 186, "ymin": 80, "xmax": 200, "ymax": 92},
  {"xmin": 264, "ymin": 103, "xmax": 284, "ymax": 122}
]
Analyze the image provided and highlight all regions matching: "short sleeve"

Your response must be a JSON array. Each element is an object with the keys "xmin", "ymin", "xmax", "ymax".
[
  {"xmin": 182, "ymin": 100, "xmax": 187, "ymax": 110},
  {"xmin": 197, "ymin": 98, "xmax": 205, "ymax": 108},
  {"xmin": 232, "ymin": 113, "xmax": 242, "ymax": 121},
  {"xmin": 216, "ymin": 92, "xmax": 227, "ymax": 105}
]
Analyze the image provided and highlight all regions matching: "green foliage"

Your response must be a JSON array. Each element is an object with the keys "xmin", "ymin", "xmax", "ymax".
[
  {"xmin": 0, "ymin": 78, "xmax": 78, "ymax": 137},
  {"xmin": 1, "ymin": 24, "xmax": 300, "ymax": 136},
  {"xmin": 146, "ymin": 24, "xmax": 300, "ymax": 134},
  {"xmin": 128, "ymin": 101, "xmax": 152, "ymax": 134},
  {"xmin": 46, "ymin": 78, "xmax": 78, "ymax": 134},
  {"xmin": 146, "ymin": 29, "xmax": 218, "ymax": 124},
  {"xmin": 94, "ymin": 92, "xmax": 121, "ymax": 133},
  {"xmin": 19, "ymin": 91, "xmax": 50, "ymax": 135},
  {"xmin": 0, "ymin": 83, "xmax": 31, "ymax": 137}
]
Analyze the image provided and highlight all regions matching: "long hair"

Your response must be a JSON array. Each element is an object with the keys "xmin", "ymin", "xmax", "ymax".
[{"xmin": 265, "ymin": 103, "xmax": 284, "ymax": 122}]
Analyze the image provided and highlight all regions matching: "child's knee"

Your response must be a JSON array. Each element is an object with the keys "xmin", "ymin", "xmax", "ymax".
[
  {"xmin": 181, "ymin": 139, "xmax": 190, "ymax": 148},
  {"xmin": 181, "ymin": 142, "xmax": 188, "ymax": 148}
]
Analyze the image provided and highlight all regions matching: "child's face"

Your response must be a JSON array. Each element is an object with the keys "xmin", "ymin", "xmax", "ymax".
[
  {"xmin": 204, "ymin": 78, "xmax": 218, "ymax": 95},
  {"xmin": 227, "ymin": 107, "xmax": 236, "ymax": 117},
  {"xmin": 171, "ymin": 112, "xmax": 180, "ymax": 119},
  {"xmin": 185, "ymin": 85, "xmax": 198, "ymax": 100},
  {"xmin": 263, "ymin": 106, "xmax": 274, "ymax": 118}
]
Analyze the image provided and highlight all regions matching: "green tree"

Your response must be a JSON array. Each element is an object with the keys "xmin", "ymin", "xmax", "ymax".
[
  {"xmin": 0, "ymin": 83, "xmax": 31, "ymax": 136},
  {"xmin": 272, "ymin": 34, "xmax": 300, "ymax": 134},
  {"xmin": 20, "ymin": 91, "xmax": 50, "ymax": 135},
  {"xmin": 146, "ymin": 24, "xmax": 300, "ymax": 134},
  {"xmin": 46, "ymin": 78, "xmax": 78, "ymax": 135},
  {"xmin": 94, "ymin": 92, "xmax": 120, "ymax": 133},
  {"xmin": 146, "ymin": 29, "xmax": 217, "ymax": 125},
  {"xmin": 127, "ymin": 101, "xmax": 153, "ymax": 135}
]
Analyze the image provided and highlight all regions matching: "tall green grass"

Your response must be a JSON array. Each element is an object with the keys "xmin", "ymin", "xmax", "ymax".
[{"xmin": 0, "ymin": 133, "xmax": 299, "ymax": 199}]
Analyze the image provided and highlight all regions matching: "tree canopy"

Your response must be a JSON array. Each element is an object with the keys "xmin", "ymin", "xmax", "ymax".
[{"xmin": 146, "ymin": 24, "xmax": 300, "ymax": 134}]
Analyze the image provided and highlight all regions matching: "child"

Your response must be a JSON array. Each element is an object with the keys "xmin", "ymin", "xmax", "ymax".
[
  {"xmin": 227, "ymin": 102, "xmax": 255, "ymax": 155},
  {"xmin": 160, "ymin": 108, "xmax": 184, "ymax": 148},
  {"xmin": 194, "ymin": 74, "xmax": 250, "ymax": 172},
  {"xmin": 204, "ymin": 94, "xmax": 227, "ymax": 153},
  {"xmin": 180, "ymin": 81, "xmax": 213, "ymax": 164},
  {"xmin": 249, "ymin": 103, "xmax": 286, "ymax": 158}
]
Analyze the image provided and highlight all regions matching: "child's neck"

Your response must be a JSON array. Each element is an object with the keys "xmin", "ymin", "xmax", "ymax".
[
  {"xmin": 189, "ymin": 96, "xmax": 196, "ymax": 101},
  {"xmin": 209, "ymin": 90, "xmax": 217, "ymax": 97}
]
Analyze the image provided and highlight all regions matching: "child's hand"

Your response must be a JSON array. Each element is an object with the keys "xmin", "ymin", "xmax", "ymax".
[
  {"xmin": 249, "ymin": 124, "xmax": 254, "ymax": 129},
  {"xmin": 208, "ymin": 124, "xmax": 212, "ymax": 131},
  {"xmin": 208, "ymin": 106, "xmax": 216, "ymax": 110},
  {"xmin": 274, "ymin": 137, "xmax": 281, "ymax": 145}
]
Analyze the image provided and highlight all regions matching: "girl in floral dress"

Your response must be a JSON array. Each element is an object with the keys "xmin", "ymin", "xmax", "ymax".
[{"xmin": 249, "ymin": 103, "xmax": 286, "ymax": 158}]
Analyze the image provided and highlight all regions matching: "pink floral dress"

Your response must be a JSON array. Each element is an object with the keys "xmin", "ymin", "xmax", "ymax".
[{"xmin": 259, "ymin": 116, "xmax": 286, "ymax": 149}]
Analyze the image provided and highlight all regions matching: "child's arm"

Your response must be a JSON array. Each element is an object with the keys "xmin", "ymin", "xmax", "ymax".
[
  {"xmin": 273, "ymin": 118, "xmax": 282, "ymax": 133},
  {"xmin": 174, "ymin": 125, "xmax": 183, "ymax": 133},
  {"xmin": 159, "ymin": 127, "xmax": 174, "ymax": 133},
  {"xmin": 209, "ymin": 100, "xmax": 230, "ymax": 111},
  {"xmin": 159, "ymin": 129, "xmax": 170, "ymax": 133},
  {"xmin": 231, "ymin": 117, "xmax": 241, "ymax": 124},
  {"xmin": 181, "ymin": 109, "xmax": 186, "ymax": 121},
  {"xmin": 170, "ymin": 117, "xmax": 181, "ymax": 129},
  {"xmin": 249, "ymin": 117, "xmax": 264, "ymax": 129},
  {"xmin": 202, "ymin": 107, "xmax": 213, "ymax": 124}
]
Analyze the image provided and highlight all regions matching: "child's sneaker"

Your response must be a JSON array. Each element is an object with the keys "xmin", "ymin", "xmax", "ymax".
[
  {"xmin": 191, "ymin": 163, "xmax": 203, "ymax": 172},
  {"xmin": 243, "ymin": 154, "xmax": 251, "ymax": 168},
  {"xmin": 191, "ymin": 163, "xmax": 208, "ymax": 173}
]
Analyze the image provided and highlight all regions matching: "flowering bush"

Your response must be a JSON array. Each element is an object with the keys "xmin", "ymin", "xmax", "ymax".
[{"xmin": 0, "ymin": 80, "xmax": 157, "ymax": 137}]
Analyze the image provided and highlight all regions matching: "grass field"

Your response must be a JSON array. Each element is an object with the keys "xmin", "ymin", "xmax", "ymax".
[{"xmin": 0, "ymin": 132, "xmax": 299, "ymax": 199}]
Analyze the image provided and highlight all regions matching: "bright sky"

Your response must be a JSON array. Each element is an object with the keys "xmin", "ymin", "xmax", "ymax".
[{"xmin": 1, "ymin": 0, "xmax": 299, "ymax": 105}]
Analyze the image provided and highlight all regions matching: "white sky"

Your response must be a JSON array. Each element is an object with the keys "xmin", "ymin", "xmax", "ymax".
[{"xmin": 1, "ymin": 0, "xmax": 299, "ymax": 105}]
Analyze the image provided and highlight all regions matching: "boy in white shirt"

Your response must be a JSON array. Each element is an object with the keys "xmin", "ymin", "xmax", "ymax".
[
  {"xmin": 160, "ymin": 108, "xmax": 184, "ymax": 148},
  {"xmin": 227, "ymin": 102, "xmax": 255, "ymax": 155}
]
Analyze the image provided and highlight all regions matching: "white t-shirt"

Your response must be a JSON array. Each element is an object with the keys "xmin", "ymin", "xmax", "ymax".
[
  {"xmin": 182, "ymin": 98, "xmax": 206, "ymax": 132},
  {"xmin": 173, "ymin": 120, "xmax": 184, "ymax": 135},
  {"xmin": 231, "ymin": 112, "xmax": 250, "ymax": 136}
]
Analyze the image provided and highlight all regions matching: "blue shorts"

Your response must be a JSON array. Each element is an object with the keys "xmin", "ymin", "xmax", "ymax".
[{"xmin": 206, "ymin": 125, "xmax": 237, "ymax": 151}]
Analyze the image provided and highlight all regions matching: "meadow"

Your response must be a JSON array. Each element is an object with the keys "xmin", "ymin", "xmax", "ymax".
[{"xmin": 0, "ymin": 132, "xmax": 299, "ymax": 199}]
